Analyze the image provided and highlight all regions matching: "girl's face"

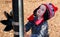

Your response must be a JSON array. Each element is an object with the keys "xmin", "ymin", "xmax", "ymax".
[{"xmin": 36, "ymin": 5, "xmax": 46, "ymax": 17}]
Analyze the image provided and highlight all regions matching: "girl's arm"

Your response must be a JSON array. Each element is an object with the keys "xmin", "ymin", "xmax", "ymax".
[
  {"xmin": 24, "ymin": 21, "xmax": 33, "ymax": 32},
  {"xmin": 24, "ymin": 21, "xmax": 33, "ymax": 37}
]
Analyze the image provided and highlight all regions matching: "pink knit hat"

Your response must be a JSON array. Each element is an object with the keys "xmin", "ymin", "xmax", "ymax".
[{"xmin": 43, "ymin": 3, "xmax": 58, "ymax": 18}]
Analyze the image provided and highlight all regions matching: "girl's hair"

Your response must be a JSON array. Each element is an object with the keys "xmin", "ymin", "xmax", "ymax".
[
  {"xmin": 43, "ymin": 9, "xmax": 50, "ymax": 21},
  {"xmin": 33, "ymin": 6, "xmax": 40, "ymax": 16},
  {"xmin": 33, "ymin": 5, "xmax": 50, "ymax": 21}
]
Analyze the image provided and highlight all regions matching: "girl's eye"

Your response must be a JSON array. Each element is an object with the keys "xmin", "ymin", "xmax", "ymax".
[{"xmin": 41, "ymin": 9, "xmax": 44, "ymax": 11}]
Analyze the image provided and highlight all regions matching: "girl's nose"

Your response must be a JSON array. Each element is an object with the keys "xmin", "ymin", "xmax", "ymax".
[{"xmin": 38, "ymin": 9, "xmax": 40, "ymax": 13}]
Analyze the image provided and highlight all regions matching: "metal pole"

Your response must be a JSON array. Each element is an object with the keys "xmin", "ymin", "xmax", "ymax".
[
  {"xmin": 19, "ymin": 0, "xmax": 23, "ymax": 37},
  {"xmin": 12, "ymin": 0, "xmax": 19, "ymax": 37}
]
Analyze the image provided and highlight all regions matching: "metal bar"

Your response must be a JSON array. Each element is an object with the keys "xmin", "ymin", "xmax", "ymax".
[
  {"xmin": 12, "ymin": 0, "xmax": 19, "ymax": 22},
  {"xmin": 19, "ymin": 0, "xmax": 24, "ymax": 37},
  {"xmin": 12, "ymin": 0, "xmax": 19, "ymax": 37}
]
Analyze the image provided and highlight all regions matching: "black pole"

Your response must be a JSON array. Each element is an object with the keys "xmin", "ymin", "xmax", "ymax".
[
  {"xmin": 12, "ymin": 0, "xmax": 19, "ymax": 22},
  {"xmin": 12, "ymin": 0, "xmax": 19, "ymax": 37}
]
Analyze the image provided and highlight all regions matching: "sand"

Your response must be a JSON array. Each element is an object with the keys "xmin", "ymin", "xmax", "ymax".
[{"xmin": 0, "ymin": 0, "xmax": 60, "ymax": 37}]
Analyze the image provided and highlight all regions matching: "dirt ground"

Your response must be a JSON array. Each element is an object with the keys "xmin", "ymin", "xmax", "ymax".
[
  {"xmin": 24, "ymin": 0, "xmax": 60, "ymax": 37},
  {"xmin": 0, "ymin": 0, "xmax": 60, "ymax": 37}
]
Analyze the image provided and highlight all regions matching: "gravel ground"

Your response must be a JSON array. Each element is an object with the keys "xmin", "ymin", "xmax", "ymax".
[
  {"xmin": 0, "ymin": 0, "xmax": 14, "ymax": 37},
  {"xmin": 0, "ymin": 0, "xmax": 60, "ymax": 37}
]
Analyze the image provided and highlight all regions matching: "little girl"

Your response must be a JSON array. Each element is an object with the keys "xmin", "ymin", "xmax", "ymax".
[{"xmin": 24, "ymin": 3, "xmax": 58, "ymax": 37}]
